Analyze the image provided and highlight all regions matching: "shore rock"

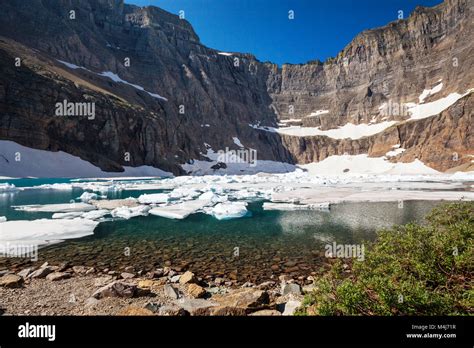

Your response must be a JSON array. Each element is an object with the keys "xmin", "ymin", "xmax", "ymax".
[
  {"xmin": 118, "ymin": 306, "xmax": 154, "ymax": 316},
  {"xmin": 92, "ymin": 281, "xmax": 137, "ymax": 299},
  {"xmin": 179, "ymin": 271, "xmax": 196, "ymax": 285},
  {"xmin": 249, "ymin": 309, "xmax": 282, "ymax": 316},
  {"xmin": 187, "ymin": 284, "xmax": 206, "ymax": 298},
  {"xmin": 282, "ymin": 283, "xmax": 302, "ymax": 296},
  {"xmin": 46, "ymin": 272, "xmax": 71, "ymax": 281},
  {"xmin": 213, "ymin": 288, "xmax": 269, "ymax": 310},
  {"xmin": 29, "ymin": 266, "xmax": 54, "ymax": 279},
  {"xmin": 164, "ymin": 284, "xmax": 179, "ymax": 299},
  {"xmin": 0, "ymin": 274, "xmax": 23, "ymax": 288}
]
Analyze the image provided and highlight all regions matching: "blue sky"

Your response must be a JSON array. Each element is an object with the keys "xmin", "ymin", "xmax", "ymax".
[{"xmin": 128, "ymin": 0, "xmax": 443, "ymax": 65}]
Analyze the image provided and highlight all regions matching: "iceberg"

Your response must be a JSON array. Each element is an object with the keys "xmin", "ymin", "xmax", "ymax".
[
  {"xmin": 111, "ymin": 205, "xmax": 150, "ymax": 220},
  {"xmin": 137, "ymin": 193, "xmax": 170, "ymax": 204},
  {"xmin": 211, "ymin": 202, "xmax": 248, "ymax": 220}
]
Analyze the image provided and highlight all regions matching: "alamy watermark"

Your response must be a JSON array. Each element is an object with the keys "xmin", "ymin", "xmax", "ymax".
[
  {"xmin": 217, "ymin": 147, "xmax": 258, "ymax": 167},
  {"xmin": 325, "ymin": 242, "xmax": 365, "ymax": 261},
  {"xmin": 55, "ymin": 99, "xmax": 95, "ymax": 120},
  {"xmin": 0, "ymin": 242, "xmax": 38, "ymax": 261}
]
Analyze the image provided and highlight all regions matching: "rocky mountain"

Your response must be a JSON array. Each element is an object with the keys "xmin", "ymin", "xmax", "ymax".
[{"xmin": 0, "ymin": 0, "xmax": 472, "ymax": 175}]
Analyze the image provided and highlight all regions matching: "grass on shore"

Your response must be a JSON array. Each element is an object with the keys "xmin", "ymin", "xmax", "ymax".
[{"xmin": 297, "ymin": 202, "xmax": 473, "ymax": 315}]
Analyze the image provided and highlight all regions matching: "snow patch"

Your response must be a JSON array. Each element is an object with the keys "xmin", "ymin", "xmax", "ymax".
[{"xmin": 419, "ymin": 82, "xmax": 443, "ymax": 103}]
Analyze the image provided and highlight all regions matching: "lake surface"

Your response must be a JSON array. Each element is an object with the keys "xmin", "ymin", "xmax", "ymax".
[{"xmin": 0, "ymin": 180, "xmax": 446, "ymax": 283}]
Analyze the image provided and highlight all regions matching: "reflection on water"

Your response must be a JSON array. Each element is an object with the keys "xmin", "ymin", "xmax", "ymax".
[{"xmin": 0, "ymin": 200, "xmax": 444, "ymax": 283}]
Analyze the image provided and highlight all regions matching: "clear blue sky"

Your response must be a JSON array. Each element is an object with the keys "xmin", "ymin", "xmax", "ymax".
[{"xmin": 128, "ymin": 0, "xmax": 443, "ymax": 65}]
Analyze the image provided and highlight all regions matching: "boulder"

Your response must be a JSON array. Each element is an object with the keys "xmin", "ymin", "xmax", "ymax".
[
  {"xmin": 213, "ymin": 288, "xmax": 269, "ymax": 310},
  {"xmin": 92, "ymin": 281, "xmax": 137, "ymax": 299},
  {"xmin": 282, "ymin": 283, "xmax": 302, "ymax": 296},
  {"xmin": 120, "ymin": 272, "xmax": 135, "ymax": 279},
  {"xmin": 0, "ymin": 274, "xmax": 23, "ymax": 288},
  {"xmin": 158, "ymin": 305, "xmax": 189, "ymax": 316},
  {"xmin": 164, "ymin": 284, "xmax": 179, "ymax": 299},
  {"xmin": 174, "ymin": 298, "xmax": 219, "ymax": 315},
  {"xmin": 17, "ymin": 268, "xmax": 33, "ymax": 278},
  {"xmin": 187, "ymin": 284, "xmax": 206, "ymax": 298},
  {"xmin": 179, "ymin": 271, "xmax": 196, "ymax": 284},
  {"xmin": 29, "ymin": 266, "xmax": 54, "ymax": 279},
  {"xmin": 46, "ymin": 272, "xmax": 71, "ymax": 281}
]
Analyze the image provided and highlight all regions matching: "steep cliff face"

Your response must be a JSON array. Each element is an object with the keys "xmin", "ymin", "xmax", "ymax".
[
  {"xmin": 0, "ymin": 0, "xmax": 291, "ymax": 174},
  {"xmin": 0, "ymin": 0, "xmax": 472, "ymax": 175},
  {"xmin": 267, "ymin": 0, "xmax": 473, "ymax": 128}
]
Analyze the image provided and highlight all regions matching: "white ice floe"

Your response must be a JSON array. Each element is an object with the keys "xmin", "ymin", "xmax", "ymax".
[
  {"xmin": 98, "ymin": 71, "xmax": 168, "ymax": 101},
  {"xmin": 13, "ymin": 203, "xmax": 96, "ymax": 213},
  {"xmin": 0, "ymin": 218, "xmax": 99, "ymax": 246},
  {"xmin": 149, "ymin": 200, "xmax": 211, "ymax": 220},
  {"xmin": 81, "ymin": 209, "xmax": 110, "ymax": 220},
  {"xmin": 78, "ymin": 191, "xmax": 98, "ymax": 202},
  {"xmin": 111, "ymin": 205, "xmax": 150, "ymax": 220},
  {"xmin": 52, "ymin": 212, "xmax": 85, "ymax": 219},
  {"xmin": 232, "ymin": 137, "xmax": 244, "ymax": 148},
  {"xmin": 0, "ymin": 216, "xmax": 7, "ymax": 222},
  {"xmin": 210, "ymin": 202, "xmax": 248, "ymax": 220},
  {"xmin": 0, "ymin": 183, "xmax": 19, "ymax": 192},
  {"xmin": 137, "ymin": 193, "xmax": 170, "ymax": 204},
  {"xmin": 0, "ymin": 140, "xmax": 172, "ymax": 178}
]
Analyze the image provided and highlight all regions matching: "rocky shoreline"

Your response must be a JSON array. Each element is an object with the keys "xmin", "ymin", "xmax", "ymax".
[{"xmin": 0, "ymin": 262, "xmax": 319, "ymax": 316}]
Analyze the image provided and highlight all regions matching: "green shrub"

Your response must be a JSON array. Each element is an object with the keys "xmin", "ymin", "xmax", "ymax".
[{"xmin": 297, "ymin": 202, "xmax": 473, "ymax": 315}]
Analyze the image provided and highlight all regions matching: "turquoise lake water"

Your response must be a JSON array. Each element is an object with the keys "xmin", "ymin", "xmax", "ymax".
[{"xmin": 0, "ymin": 178, "xmax": 449, "ymax": 282}]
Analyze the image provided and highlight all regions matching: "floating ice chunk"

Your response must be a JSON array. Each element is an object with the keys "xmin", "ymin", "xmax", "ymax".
[
  {"xmin": 211, "ymin": 202, "xmax": 248, "ymax": 220},
  {"xmin": 111, "ymin": 205, "xmax": 150, "ymax": 219},
  {"xmin": 0, "ymin": 216, "xmax": 7, "ymax": 222},
  {"xmin": 149, "ymin": 200, "xmax": 211, "ymax": 220},
  {"xmin": 0, "ymin": 218, "xmax": 99, "ymax": 246},
  {"xmin": 169, "ymin": 187, "xmax": 201, "ymax": 200},
  {"xmin": 36, "ymin": 183, "xmax": 73, "ymax": 190},
  {"xmin": 52, "ymin": 212, "xmax": 85, "ymax": 219},
  {"xmin": 263, "ymin": 202, "xmax": 330, "ymax": 211},
  {"xmin": 78, "ymin": 191, "xmax": 98, "ymax": 202},
  {"xmin": 13, "ymin": 203, "xmax": 96, "ymax": 213},
  {"xmin": 81, "ymin": 209, "xmax": 110, "ymax": 220},
  {"xmin": 0, "ymin": 183, "xmax": 19, "ymax": 192},
  {"xmin": 137, "ymin": 193, "xmax": 170, "ymax": 204}
]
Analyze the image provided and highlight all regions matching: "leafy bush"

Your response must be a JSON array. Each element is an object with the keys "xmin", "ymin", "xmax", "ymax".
[{"xmin": 297, "ymin": 202, "xmax": 473, "ymax": 315}]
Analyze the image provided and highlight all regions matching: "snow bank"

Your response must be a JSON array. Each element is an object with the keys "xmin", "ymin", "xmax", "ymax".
[
  {"xmin": 300, "ymin": 154, "xmax": 440, "ymax": 176},
  {"xmin": 0, "ymin": 140, "xmax": 172, "ymax": 178},
  {"xmin": 98, "ymin": 71, "xmax": 168, "ymax": 101},
  {"xmin": 407, "ymin": 89, "xmax": 473, "ymax": 120},
  {"xmin": 275, "ymin": 121, "xmax": 397, "ymax": 139},
  {"xmin": 419, "ymin": 82, "xmax": 443, "ymax": 103}
]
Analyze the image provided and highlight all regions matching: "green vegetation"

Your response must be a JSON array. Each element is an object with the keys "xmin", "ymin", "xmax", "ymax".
[{"xmin": 297, "ymin": 202, "xmax": 473, "ymax": 315}]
